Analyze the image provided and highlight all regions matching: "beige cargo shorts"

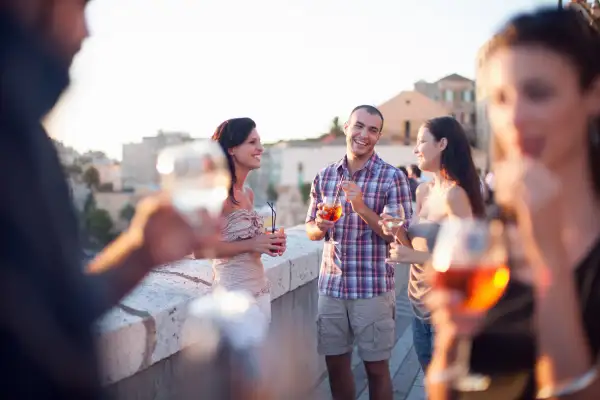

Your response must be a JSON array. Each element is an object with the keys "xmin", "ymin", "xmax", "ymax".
[{"xmin": 316, "ymin": 291, "xmax": 396, "ymax": 362}]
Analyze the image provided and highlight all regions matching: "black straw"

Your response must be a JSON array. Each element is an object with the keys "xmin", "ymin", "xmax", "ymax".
[{"xmin": 267, "ymin": 202, "xmax": 276, "ymax": 233}]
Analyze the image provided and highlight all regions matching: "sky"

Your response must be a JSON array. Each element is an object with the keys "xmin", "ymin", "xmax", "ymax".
[{"xmin": 45, "ymin": 0, "xmax": 557, "ymax": 160}]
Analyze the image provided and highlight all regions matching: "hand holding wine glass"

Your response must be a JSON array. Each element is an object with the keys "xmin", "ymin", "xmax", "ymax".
[
  {"xmin": 379, "ymin": 204, "xmax": 406, "ymax": 239},
  {"xmin": 314, "ymin": 204, "xmax": 335, "ymax": 232},
  {"xmin": 319, "ymin": 196, "xmax": 343, "ymax": 245},
  {"xmin": 425, "ymin": 218, "xmax": 510, "ymax": 392}
]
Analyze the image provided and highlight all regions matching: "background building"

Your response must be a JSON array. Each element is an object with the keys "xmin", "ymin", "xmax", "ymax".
[
  {"xmin": 378, "ymin": 90, "xmax": 450, "ymax": 144},
  {"xmin": 414, "ymin": 74, "xmax": 478, "ymax": 146},
  {"xmin": 121, "ymin": 130, "xmax": 193, "ymax": 189}
]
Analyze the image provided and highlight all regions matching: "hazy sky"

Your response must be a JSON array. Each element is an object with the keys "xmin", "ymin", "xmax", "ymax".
[{"xmin": 45, "ymin": 0, "xmax": 556, "ymax": 159}]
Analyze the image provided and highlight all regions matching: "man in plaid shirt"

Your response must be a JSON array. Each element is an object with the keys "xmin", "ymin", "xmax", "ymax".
[{"xmin": 306, "ymin": 105, "xmax": 412, "ymax": 400}]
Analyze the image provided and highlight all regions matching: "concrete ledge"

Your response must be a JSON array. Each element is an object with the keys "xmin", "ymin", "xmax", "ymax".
[{"xmin": 96, "ymin": 225, "xmax": 323, "ymax": 387}]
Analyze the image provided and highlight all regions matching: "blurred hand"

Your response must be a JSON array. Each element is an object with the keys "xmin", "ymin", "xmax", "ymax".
[
  {"xmin": 388, "ymin": 243, "xmax": 428, "ymax": 264},
  {"xmin": 424, "ymin": 288, "xmax": 487, "ymax": 359},
  {"xmin": 495, "ymin": 157, "xmax": 562, "ymax": 272},
  {"xmin": 314, "ymin": 203, "xmax": 335, "ymax": 232},
  {"xmin": 128, "ymin": 193, "xmax": 221, "ymax": 267}
]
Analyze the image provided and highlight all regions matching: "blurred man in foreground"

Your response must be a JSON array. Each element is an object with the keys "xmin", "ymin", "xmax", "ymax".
[{"xmin": 0, "ymin": 1, "xmax": 218, "ymax": 397}]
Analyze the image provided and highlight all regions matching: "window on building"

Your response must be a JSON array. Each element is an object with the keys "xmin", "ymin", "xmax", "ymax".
[
  {"xmin": 444, "ymin": 89, "xmax": 454, "ymax": 102},
  {"xmin": 404, "ymin": 121, "xmax": 411, "ymax": 144},
  {"xmin": 462, "ymin": 90, "xmax": 475, "ymax": 102}
]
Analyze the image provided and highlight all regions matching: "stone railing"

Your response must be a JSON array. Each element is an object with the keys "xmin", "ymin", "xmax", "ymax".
[{"xmin": 96, "ymin": 225, "xmax": 325, "ymax": 399}]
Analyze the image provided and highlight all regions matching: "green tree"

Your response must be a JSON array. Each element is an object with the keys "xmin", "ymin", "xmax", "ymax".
[
  {"xmin": 86, "ymin": 209, "xmax": 114, "ymax": 246},
  {"xmin": 83, "ymin": 192, "xmax": 96, "ymax": 215},
  {"xmin": 83, "ymin": 166, "xmax": 100, "ymax": 189},
  {"xmin": 119, "ymin": 203, "xmax": 136, "ymax": 223},
  {"xmin": 329, "ymin": 116, "xmax": 344, "ymax": 137},
  {"xmin": 300, "ymin": 183, "xmax": 312, "ymax": 204},
  {"xmin": 266, "ymin": 182, "xmax": 278, "ymax": 202}
]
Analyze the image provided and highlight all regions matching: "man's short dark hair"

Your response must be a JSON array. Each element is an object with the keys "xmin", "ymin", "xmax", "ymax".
[
  {"xmin": 409, "ymin": 164, "xmax": 422, "ymax": 178},
  {"xmin": 349, "ymin": 105, "xmax": 384, "ymax": 132}
]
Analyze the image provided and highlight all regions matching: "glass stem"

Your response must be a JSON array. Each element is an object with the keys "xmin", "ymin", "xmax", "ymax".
[{"xmin": 454, "ymin": 337, "xmax": 472, "ymax": 377}]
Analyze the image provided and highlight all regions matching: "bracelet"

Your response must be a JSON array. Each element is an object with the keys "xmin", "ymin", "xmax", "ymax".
[{"xmin": 536, "ymin": 367, "xmax": 598, "ymax": 399}]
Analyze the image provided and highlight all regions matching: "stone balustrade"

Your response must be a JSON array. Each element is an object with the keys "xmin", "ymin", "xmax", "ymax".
[{"xmin": 96, "ymin": 225, "xmax": 325, "ymax": 399}]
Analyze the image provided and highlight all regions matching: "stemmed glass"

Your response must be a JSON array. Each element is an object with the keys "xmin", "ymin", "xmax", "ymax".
[
  {"xmin": 429, "ymin": 218, "xmax": 510, "ymax": 392},
  {"xmin": 156, "ymin": 140, "xmax": 231, "ymax": 228},
  {"xmin": 382, "ymin": 204, "xmax": 406, "ymax": 237},
  {"xmin": 382, "ymin": 204, "xmax": 406, "ymax": 264},
  {"xmin": 322, "ymin": 195, "xmax": 343, "ymax": 245}
]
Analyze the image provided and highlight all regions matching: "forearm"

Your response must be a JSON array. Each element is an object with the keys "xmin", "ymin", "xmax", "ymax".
[
  {"xmin": 532, "ymin": 245, "xmax": 597, "ymax": 398},
  {"xmin": 407, "ymin": 249, "xmax": 430, "ymax": 264},
  {"xmin": 86, "ymin": 231, "xmax": 150, "ymax": 318},
  {"xmin": 195, "ymin": 239, "xmax": 253, "ymax": 259},
  {"xmin": 355, "ymin": 205, "xmax": 394, "ymax": 242},
  {"xmin": 393, "ymin": 227, "xmax": 412, "ymax": 246},
  {"xmin": 306, "ymin": 221, "xmax": 326, "ymax": 241}
]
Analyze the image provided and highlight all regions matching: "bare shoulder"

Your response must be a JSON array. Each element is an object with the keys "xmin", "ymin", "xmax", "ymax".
[
  {"xmin": 445, "ymin": 185, "xmax": 472, "ymax": 217},
  {"xmin": 415, "ymin": 182, "xmax": 431, "ymax": 200},
  {"xmin": 221, "ymin": 198, "xmax": 236, "ymax": 216}
]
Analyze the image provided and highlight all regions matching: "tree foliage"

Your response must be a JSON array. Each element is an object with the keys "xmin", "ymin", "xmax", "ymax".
[
  {"xmin": 300, "ymin": 183, "xmax": 312, "ymax": 204},
  {"xmin": 83, "ymin": 166, "xmax": 100, "ymax": 189},
  {"xmin": 119, "ymin": 203, "xmax": 136, "ymax": 223},
  {"xmin": 86, "ymin": 209, "xmax": 114, "ymax": 246},
  {"xmin": 266, "ymin": 182, "xmax": 278, "ymax": 202},
  {"xmin": 329, "ymin": 116, "xmax": 344, "ymax": 137}
]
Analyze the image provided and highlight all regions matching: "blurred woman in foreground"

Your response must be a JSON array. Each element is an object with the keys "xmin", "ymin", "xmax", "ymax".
[{"xmin": 426, "ymin": 7, "xmax": 600, "ymax": 399}]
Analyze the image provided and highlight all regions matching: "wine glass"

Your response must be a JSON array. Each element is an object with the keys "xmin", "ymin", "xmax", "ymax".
[
  {"xmin": 156, "ymin": 140, "xmax": 231, "ymax": 228},
  {"xmin": 183, "ymin": 288, "xmax": 269, "ymax": 399},
  {"xmin": 429, "ymin": 218, "xmax": 509, "ymax": 392},
  {"xmin": 322, "ymin": 195, "xmax": 343, "ymax": 245},
  {"xmin": 382, "ymin": 204, "xmax": 407, "ymax": 264},
  {"xmin": 382, "ymin": 204, "xmax": 406, "ymax": 236}
]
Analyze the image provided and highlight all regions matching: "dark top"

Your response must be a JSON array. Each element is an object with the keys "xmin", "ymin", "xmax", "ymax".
[
  {"xmin": 409, "ymin": 177, "xmax": 419, "ymax": 202},
  {"xmin": 458, "ymin": 236, "xmax": 600, "ymax": 400},
  {"xmin": 0, "ymin": 14, "xmax": 103, "ymax": 398}
]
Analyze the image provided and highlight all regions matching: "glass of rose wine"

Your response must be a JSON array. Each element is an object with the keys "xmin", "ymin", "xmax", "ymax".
[
  {"xmin": 430, "ymin": 218, "xmax": 510, "ymax": 392},
  {"xmin": 322, "ymin": 195, "xmax": 343, "ymax": 245}
]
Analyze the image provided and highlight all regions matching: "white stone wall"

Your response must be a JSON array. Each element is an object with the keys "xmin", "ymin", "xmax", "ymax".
[{"xmin": 96, "ymin": 226, "xmax": 323, "ymax": 386}]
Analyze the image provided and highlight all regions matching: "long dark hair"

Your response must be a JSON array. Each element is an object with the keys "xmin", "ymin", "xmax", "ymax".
[
  {"xmin": 481, "ymin": 7, "xmax": 600, "ymax": 198},
  {"xmin": 211, "ymin": 117, "xmax": 256, "ymax": 204},
  {"xmin": 424, "ymin": 116, "xmax": 486, "ymax": 217}
]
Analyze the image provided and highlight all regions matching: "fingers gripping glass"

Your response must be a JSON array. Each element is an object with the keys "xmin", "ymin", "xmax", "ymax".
[{"xmin": 429, "ymin": 219, "xmax": 510, "ymax": 392}]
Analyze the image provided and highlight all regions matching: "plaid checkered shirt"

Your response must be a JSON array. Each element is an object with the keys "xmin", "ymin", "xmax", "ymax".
[{"xmin": 306, "ymin": 153, "xmax": 413, "ymax": 299}]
